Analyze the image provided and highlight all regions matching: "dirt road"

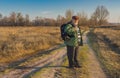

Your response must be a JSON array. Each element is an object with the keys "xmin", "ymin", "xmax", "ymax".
[{"xmin": 0, "ymin": 32, "xmax": 107, "ymax": 78}]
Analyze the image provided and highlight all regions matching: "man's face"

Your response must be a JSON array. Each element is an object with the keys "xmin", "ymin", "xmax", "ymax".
[{"xmin": 72, "ymin": 19, "xmax": 79, "ymax": 26}]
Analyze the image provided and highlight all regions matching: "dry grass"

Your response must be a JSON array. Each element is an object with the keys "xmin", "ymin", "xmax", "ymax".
[
  {"xmin": 96, "ymin": 28, "xmax": 120, "ymax": 47},
  {"xmin": 0, "ymin": 26, "xmax": 62, "ymax": 64},
  {"xmin": 87, "ymin": 27, "xmax": 120, "ymax": 78}
]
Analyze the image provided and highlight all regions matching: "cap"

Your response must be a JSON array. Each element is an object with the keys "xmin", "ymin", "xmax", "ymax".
[{"xmin": 72, "ymin": 16, "xmax": 79, "ymax": 20}]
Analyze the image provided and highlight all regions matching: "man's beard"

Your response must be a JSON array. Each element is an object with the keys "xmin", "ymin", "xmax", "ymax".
[{"xmin": 72, "ymin": 23, "xmax": 78, "ymax": 27}]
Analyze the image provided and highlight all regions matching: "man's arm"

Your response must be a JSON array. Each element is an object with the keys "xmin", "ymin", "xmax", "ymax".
[{"xmin": 65, "ymin": 24, "xmax": 75, "ymax": 37}]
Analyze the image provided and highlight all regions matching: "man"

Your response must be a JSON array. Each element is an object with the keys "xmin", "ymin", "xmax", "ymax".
[{"xmin": 64, "ymin": 16, "xmax": 81, "ymax": 68}]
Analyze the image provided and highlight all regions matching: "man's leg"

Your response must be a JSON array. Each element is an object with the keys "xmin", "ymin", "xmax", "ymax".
[
  {"xmin": 66, "ymin": 46, "xmax": 74, "ymax": 67},
  {"xmin": 74, "ymin": 46, "xmax": 80, "ymax": 67}
]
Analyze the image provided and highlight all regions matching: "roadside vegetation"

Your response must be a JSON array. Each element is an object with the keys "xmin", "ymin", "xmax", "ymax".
[{"xmin": 87, "ymin": 26, "xmax": 120, "ymax": 78}]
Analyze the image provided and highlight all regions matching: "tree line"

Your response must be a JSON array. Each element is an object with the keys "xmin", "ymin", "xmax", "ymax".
[{"xmin": 0, "ymin": 5, "xmax": 109, "ymax": 27}]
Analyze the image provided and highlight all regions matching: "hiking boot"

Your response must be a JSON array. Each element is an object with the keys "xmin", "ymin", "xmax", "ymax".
[
  {"xmin": 74, "ymin": 65, "xmax": 82, "ymax": 68},
  {"xmin": 67, "ymin": 66, "xmax": 74, "ymax": 69}
]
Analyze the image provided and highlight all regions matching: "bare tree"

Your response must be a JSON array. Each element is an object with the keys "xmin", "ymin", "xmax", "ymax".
[
  {"xmin": 77, "ymin": 12, "xmax": 88, "ymax": 26},
  {"xmin": 16, "ymin": 13, "xmax": 25, "ymax": 26},
  {"xmin": 65, "ymin": 9, "xmax": 74, "ymax": 21},
  {"xmin": 56, "ymin": 15, "xmax": 63, "ymax": 26},
  {"xmin": 25, "ymin": 14, "xmax": 30, "ymax": 26},
  {"xmin": 33, "ymin": 16, "xmax": 40, "ymax": 26},
  {"xmin": 0, "ymin": 13, "xmax": 2, "ymax": 19},
  {"xmin": 57, "ymin": 15, "xmax": 61, "ymax": 25},
  {"xmin": 92, "ymin": 5, "xmax": 109, "ymax": 26},
  {"xmin": 9, "ymin": 12, "xmax": 16, "ymax": 26},
  {"xmin": 0, "ymin": 13, "xmax": 2, "ymax": 25},
  {"xmin": 89, "ymin": 14, "xmax": 98, "ymax": 26},
  {"xmin": 2, "ymin": 16, "xmax": 9, "ymax": 26}
]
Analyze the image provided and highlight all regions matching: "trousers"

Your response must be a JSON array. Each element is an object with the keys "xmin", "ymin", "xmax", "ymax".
[{"xmin": 66, "ymin": 45, "xmax": 80, "ymax": 67}]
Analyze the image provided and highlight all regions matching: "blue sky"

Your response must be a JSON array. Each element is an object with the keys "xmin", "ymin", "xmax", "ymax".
[{"xmin": 0, "ymin": 0, "xmax": 120, "ymax": 23}]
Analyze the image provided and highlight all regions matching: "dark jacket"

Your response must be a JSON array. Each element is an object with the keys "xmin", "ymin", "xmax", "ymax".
[{"xmin": 64, "ymin": 22, "xmax": 79, "ymax": 46}]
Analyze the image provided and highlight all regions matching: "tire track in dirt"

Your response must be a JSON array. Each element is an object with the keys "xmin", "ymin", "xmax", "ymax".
[
  {"xmin": 24, "ymin": 48, "xmax": 67, "ymax": 78},
  {"xmin": 85, "ymin": 31, "xmax": 107, "ymax": 78},
  {"xmin": 0, "ymin": 47, "xmax": 66, "ymax": 78}
]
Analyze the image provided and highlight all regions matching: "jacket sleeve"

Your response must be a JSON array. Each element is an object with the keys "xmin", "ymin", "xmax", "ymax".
[{"xmin": 65, "ymin": 24, "xmax": 75, "ymax": 37}]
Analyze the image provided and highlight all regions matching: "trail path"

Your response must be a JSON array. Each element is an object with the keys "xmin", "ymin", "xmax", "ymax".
[{"xmin": 0, "ymin": 31, "xmax": 107, "ymax": 78}]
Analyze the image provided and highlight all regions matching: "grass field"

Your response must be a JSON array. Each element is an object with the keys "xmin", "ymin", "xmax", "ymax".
[
  {"xmin": 0, "ymin": 26, "xmax": 62, "ymax": 65},
  {"xmin": 0, "ymin": 26, "xmax": 120, "ymax": 78},
  {"xmin": 87, "ymin": 27, "xmax": 120, "ymax": 78}
]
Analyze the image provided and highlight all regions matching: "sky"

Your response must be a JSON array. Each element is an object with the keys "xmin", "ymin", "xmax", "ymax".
[{"xmin": 0, "ymin": 0, "xmax": 120, "ymax": 23}]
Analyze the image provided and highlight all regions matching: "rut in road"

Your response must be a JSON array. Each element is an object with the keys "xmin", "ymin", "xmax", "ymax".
[
  {"xmin": 0, "ymin": 46, "xmax": 66, "ymax": 78},
  {"xmin": 84, "ymin": 32, "xmax": 107, "ymax": 78}
]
